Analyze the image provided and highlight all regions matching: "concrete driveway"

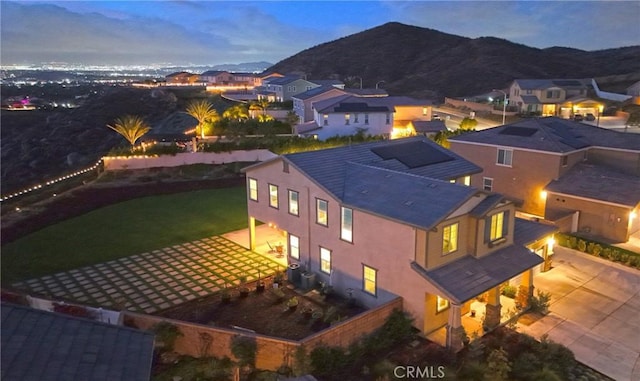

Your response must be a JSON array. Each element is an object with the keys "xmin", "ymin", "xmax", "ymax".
[{"xmin": 518, "ymin": 246, "xmax": 640, "ymax": 381}]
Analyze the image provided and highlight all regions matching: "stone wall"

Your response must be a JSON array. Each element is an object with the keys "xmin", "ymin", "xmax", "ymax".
[{"xmin": 103, "ymin": 150, "xmax": 277, "ymax": 171}]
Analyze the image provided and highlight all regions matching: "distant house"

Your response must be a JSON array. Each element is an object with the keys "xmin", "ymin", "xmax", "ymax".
[
  {"xmin": 508, "ymin": 79, "xmax": 603, "ymax": 117},
  {"xmin": 200, "ymin": 71, "xmax": 259, "ymax": 88},
  {"xmin": 258, "ymin": 75, "xmax": 321, "ymax": 102},
  {"xmin": 449, "ymin": 117, "xmax": 640, "ymax": 242},
  {"xmin": 1, "ymin": 303, "xmax": 155, "ymax": 381},
  {"xmin": 165, "ymin": 71, "xmax": 200, "ymax": 85},
  {"xmin": 242, "ymin": 137, "xmax": 555, "ymax": 349},
  {"xmin": 292, "ymin": 86, "xmax": 349, "ymax": 123},
  {"xmin": 296, "ymin": 95, "xmax": 433, "ymax": 140}
]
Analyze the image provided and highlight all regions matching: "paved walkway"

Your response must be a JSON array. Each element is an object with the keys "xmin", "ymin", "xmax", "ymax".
[
  {"xmin": 518, "ymin": 246, "xmax": 640, "ymax": 381},
  {"xmin": 11, "ymin": 236, "xmax": 284, "ymax": 314}
]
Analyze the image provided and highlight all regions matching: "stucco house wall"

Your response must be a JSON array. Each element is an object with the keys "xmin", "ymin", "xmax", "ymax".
[{"xmin": 312, "ymin": 110, "xmax": 392, "ymax": 139}]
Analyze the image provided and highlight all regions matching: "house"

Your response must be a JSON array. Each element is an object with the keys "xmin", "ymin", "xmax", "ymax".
[
  {"xmin": 242, "ymin": 137, "xmax": 556, "ymax": 349},
  {"xmin": 448, "ymin": 117, "xmax": 640, "ymax": 242},
  {"xmin": 508, "ymin": 79, "xmax": 603, "ymax": 117},
  {"xmin": 165, "ymin": 71, "xmax": 200, "ymax": 85},
  {"xmin": 295, "ymin": 95, "xmax": 433, "ymax": 140},
  {"xmin": 200, "ymin": 71, "xmax": 260, "ymax": 88},
  {"xmin": 1, "ymin": 303, "xmax": 155, "ymax": 381},
  {"xmin": 292, "ymin": 86, "xmax": 349, "ymax": 123},
  {"xmin": 258, "ymin": 75, "xmax": 321, "ymax": 102}
]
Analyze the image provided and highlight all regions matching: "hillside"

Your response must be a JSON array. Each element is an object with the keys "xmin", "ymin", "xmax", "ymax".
[{"xmin": 268, "ymin": 22, "xmax": 640, "ymax": 98}]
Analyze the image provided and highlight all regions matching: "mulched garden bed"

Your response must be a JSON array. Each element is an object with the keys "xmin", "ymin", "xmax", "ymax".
[{"xmin": 158, "ymin": 280, "xmax": 367, "ymax": 340}]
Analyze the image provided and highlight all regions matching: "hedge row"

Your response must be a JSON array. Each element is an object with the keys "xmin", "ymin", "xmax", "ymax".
[{"xmin": 556, "ymin": 233, "xmax": 640, "ymax": 269}]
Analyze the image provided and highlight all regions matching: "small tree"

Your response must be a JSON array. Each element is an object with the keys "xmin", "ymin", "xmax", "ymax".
[
  {"xmin": 107, "ymin": 115, "xmax": 151, "ymax": 147},
  {"xmin": 459, "ymin": 117, "xmax": 478, "ymax": 130},
  {"xmin": 186, "ymin": 99, "xmax": 220, "ymax": 138},
  {"xmin": 486, "ymin": 347, "xmax": 511, "ymax": 381}
]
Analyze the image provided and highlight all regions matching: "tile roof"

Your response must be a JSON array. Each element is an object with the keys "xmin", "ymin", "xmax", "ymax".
[
  {"xmin": 292, "ymin": 86, "xmax": 345, "ymax": 100},
  {"xmin": 266, "ymin": 75, "xmax": 307, "ymax": 85},
  {"xmin": 520, "ymin": 95, "xmax": 542, "ymax": 104},
  {"xmin": 308, "ymin": 79, "xmax": 344, "ymax": 87},
  {"xmin": 412, "ymin": 244, "xmax": 543, "ymax": 303},
  {"xmin": 449, "ymin": 117, "xmax": 640, "ymax": 153},
  {"xmin": 1, "ymin": 304, "xmax": 154, "ymax": 381},
  {"xmin": 513, "ymin": 218, "xmax": 559, "ymax": 246},
  {"xmin": 344, "ymin": 88, "xmax": 388, "ymax": 97},
  {"xmin": 412, "ymin": 120, "xmax": 447, "ymax": 134},
  {"xmin": 514, "ymin": 79, "xmax": 590, "ymax": 90},
  {"xmin": 313, "ymin": 95, "xmax": 431, "ymax": 114},
  {"xmin": 469, "ymin": 194, "xmax": 506, "ymax": 218},
  {"xmin": 545, "ymin": 163, "xmax": 640, "ymax": 207}
]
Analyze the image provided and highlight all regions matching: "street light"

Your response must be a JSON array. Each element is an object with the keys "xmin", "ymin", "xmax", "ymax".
[
  {"xmin": 376, "ymin": 80, "xmax": 385, "ymax": 89},
  {"xmin": 492, "ymin": 89, "xmax": 508, "ymax": 126},
  {"xmin": 354, "ymin": 76, "xmax": 363, "ymax": 89}
]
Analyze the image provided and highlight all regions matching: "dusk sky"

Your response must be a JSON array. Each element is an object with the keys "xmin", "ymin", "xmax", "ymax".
[{"xmin": 2, "ymin": 0, "xmax": 639, "ymax": 67}]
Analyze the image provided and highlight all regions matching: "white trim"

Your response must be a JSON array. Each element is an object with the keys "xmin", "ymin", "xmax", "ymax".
[
  {"xmin": 546, "ymin": 190, "xmax": 637, "ymax": 209},
  {"xmin": 450, "ymin": 139, "xmax": 639, "ymax": 155}
]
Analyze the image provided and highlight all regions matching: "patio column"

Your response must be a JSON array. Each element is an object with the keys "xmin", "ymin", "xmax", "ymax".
[
  {"xmin": 446, "ymin": 303, "xmax": 465, "ymax": 351},
  {"xmin": 249, "ymin": 216, "xmax": 256, "ymax": 251},
  {"xmin": 484, "ymin": 286, "xmax": 501, "ymax": 330},
  {"xmin": 518, "ymin": 269, "xmax": 534, "ymax": 309}
]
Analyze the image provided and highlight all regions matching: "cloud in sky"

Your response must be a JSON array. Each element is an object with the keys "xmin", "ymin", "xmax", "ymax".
[{"xmin": 1, "ymin": 0, "xmax": 638, "ymax": 66}]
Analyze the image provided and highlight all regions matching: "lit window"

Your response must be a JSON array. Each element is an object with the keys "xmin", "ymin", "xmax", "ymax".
[
  {"xmin": 497, "ymin": 148, "xmax": 513, "ymax": 166},
  {"xmin": 422, "ymin": 107, "xmax": 428, "ymax": 116},
  {"xmin": 442, "ymin": 222, "xmax": 458, "ymax": 254},
  {"xmin": 341, "ymin": 207, "xmax": 353, "ymax": 242},
  {"xmin": 320, "ymin": 247, "xmax": 331, "ymax": 274},
  {"xmin": 345, "ymin": 114, "xmax": 350, "ymax": 125},
  {"xmin": 436, "ymin": 296, "xmax": 449, "ymax": 312},
  {"xmin": 463, "ymin": 176, "xmax": 471, "ymax": 186},
  {"xmin": 490, "ymin": 212, "xmax": 504, "ymax": 241},
  {"xmin": 289, "ymin": 234, "xmax": 299, "ymax": 259},
  {"xmin": 323, "ymin": 114, "xmax": 328, "ymax": 126},
  {"xmin": 316, "ymin": 199, "xmax": 328, "ymax": 226},
  {"xmin": 363, "ymin": 265, "xmax": 377, "ymax": 295},
  {"xmin": 449, "ymin": 179, "xmax": 456, "ymax": 184},
  {"xmin": 269, "ymin": 184, "xmax": 278, "ymax": 208},
  {"xmin": 483, "ymin": 177, "xmax": 493, "ymax": 192},
  {"xmin": 289, "ymin": 190, "xmax": 299, "ymax": 216},
  {"xmin": 248, "ymin": 178, "xmax": 258, "ymax": 201}
]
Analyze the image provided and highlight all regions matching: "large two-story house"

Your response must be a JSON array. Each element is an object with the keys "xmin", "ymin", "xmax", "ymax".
[
  {"xmin": 257, "ymin": 76, "xmax": 322, "ymax": 102},
  {"xmin": 449, "ymin": 117, "xmax": 640, "ymax": 243},
  {"xmin": 242, "ymin": 137, "xmax": 555, "ymax": 349},
  {"xmin": 508, "ymin": 79, "xmax": 602, "ymax": 118}
]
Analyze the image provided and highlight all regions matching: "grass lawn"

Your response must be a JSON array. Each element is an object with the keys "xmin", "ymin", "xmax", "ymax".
[{"xmin": 1, "ymin": 187, "xmax": 247, "ymax": 285}]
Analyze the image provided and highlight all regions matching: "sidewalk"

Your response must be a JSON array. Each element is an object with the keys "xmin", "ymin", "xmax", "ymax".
[{"xmin": 518, "ymin": 247, "xmax": 640, "ymax": 381}]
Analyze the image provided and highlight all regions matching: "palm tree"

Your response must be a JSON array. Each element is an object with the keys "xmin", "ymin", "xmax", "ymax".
[
  {"xmin": 249, "ymin": 98, "xmax": 270, "ymax": 116},
  {"xmin": 223, "ymin": 104, "xmax": 249, "ymax": 122},
  {"xmin": 107, "ymin": 115, "xmax": 151, "ymax": 147},
  {"xmin": 186, "ymin": 100, "xmax": 219, "ymax": 138}
]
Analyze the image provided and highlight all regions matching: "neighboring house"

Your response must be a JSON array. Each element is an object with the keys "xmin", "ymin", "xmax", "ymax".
[
  {"xmin": 296, "ymin": 95, "xmax": 433, "ymax": 140},
  {"xmin": 508, "ymin": 79, "xmax": 603, "ymax": 117},
  {"xmin": 258, "ymin": 75, "xmax": 320, "ymax": 102},
  {"xmin": 200, "ymin": 71, "xmax": 260, "ymax": 88},
  {"xmin": 1, "ymin": 303, "xmax": 155, "ymax": 381},
  {"xmin": 243, "ymin": 137, "xmax": 555, "ymax": 349},
  {"xmin": 165, "ymin": 71, "xmax": 200, "ymax": 85},
  {"xmin": 449, "ymin": 117, "xmax": 640, "ymax": 242},
  {"xmin": 292, "ymin": 86, "xmax": 349, "ymax": 123},
  {"xmin": 411, "ymin": 120, "xmax": 448, "ymax": 137},
  {"xmin": 627, "ymin": 81, "xmax": 640, "ymax": 97},
  {"xmin": 308, "ymin": 79, "xmax": 345, "ymax": 89}
]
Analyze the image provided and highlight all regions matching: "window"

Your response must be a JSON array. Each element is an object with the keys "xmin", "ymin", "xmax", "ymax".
[
  {"xmin": 323, "ymin": 114, "xmax": 328, "ymax": 126},
  {"xmin": 289, "ymin": 234, "xmax": 299, "ymax": 259},
  {"xmin": 345, "ymin": 114, "xmax": 350, "ymax": 125},
  {"xmin": 354, "ymin": 113, "xmax": 359, "ymax": 123},
  {"xmin": 436, "ymin": 296, "xmax": 449, "ymax": 313},
  {"xmin": 490, "ymin": 212, "xmax": 504, "ymax": 241},
  {"xmin": 283, "ymin": 161, "xmax": 289, "ymax": 173},
  {"xmin": 442, "ymin": 222, "xmax": 458, "ymax": 254},
  {"xmin": 485, "ymin": 211, "xmax": 509, "ymax": 243},
  {"xmin": 422, "ymin": 107, "xmax": 428, "ymax": 116},
  {"xmin": 561, "ymin": 156, "xmax": 568, "ymax": 167},
  {"xmin": 320, "ymin": 247, "xmax": 331, "ymax": 274},
  {"xmin": 449, "ymin": 179, "xmax": 456, "ymax": 184},
  {"xmin": 385, "ymin": 113, "xmax": 390, "ymax": 124},
  {"xmin": 497, "ymin": 148, "xmax": 513, "ymax": 166},
  {"xmin": 341, "ymin": 207, "xmax": 353, "ymax": 242},
  {"xmin": 363, "ymin": 265, "xmax": 377, "ymax": 295},
  {"xmin": 248, "ymin": 178, "xmax": 258, "ymax": 201},
  {"xmin": 463, "ymin": 176, "xmax": 471, "ymax": 186},
  {"xmin": 483, "ymin": 177, "xmax": 493, "ymax": 191},
  {"xmin": 364, "ymin": 113, "xmax": 369, "ymax": 125},
  {"xmin": 316, "ymin": 199, "xmax": 328, "ymax": 226},
  {"xmin": 269, "ymin": 184, "xmax": 278, "ymax": 208},
  {"xmin": 288, "ymin": 190, "xmax": 299, "ymax": 216}
]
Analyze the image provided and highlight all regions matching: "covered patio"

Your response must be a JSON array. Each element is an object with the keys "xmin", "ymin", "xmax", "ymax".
[{"xmin": 222, "ymin": 222, "xmax": 289, "ymax": 267}]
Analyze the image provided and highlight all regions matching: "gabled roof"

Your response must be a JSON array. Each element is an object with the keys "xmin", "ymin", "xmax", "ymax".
[
  {"xmin": 469, "ymin": 194, "xmax": 506, "ymax": 218},
  {"xmin": 344, "ymin": 88, "xmax": 389, "ymax": 97},
  {"xmin": 166, "ymin": 71, "xmax": 194, "ymax": 77},
  {"xmin": 514, "ymin": 79, "xmax": 590, "ymax": 90},
  {"xmin": 412, "ymin": 244, "xmax": 543, "ymax": 304},
  {"xmin": 1, "ymin": 303, "xmax": 154, "ymax": 381},
  {"xmin": 520, "ymin": 95, "xmax": 542, "ymax": 104},
  {"xmin": 200, "ymin": 70, "xmax": 228, "ymax": 76},
  {"xmin": 266, "ymin": 75, "xmax": 308, "ymax": 85},
  {"xmin": 313, "ymin": 95, "xmax": 430, "ymax": 114},
  {"xmin": 412, "ymin": 120, "xmax": 447, "ymax": 134},
  {"xmin": 292, "ymin": 86, "xmax": 346, "ymax": 100},
  {"xmin": 449, "ymin": 117, "xmax": 640, "ymax": 153},
  {"xmin": 545, "ymin": 163, "xmax": 640, "ymax": 208},
  {"xmin": 308, "ymin": 79, "xmax": 344, "ymax": 87},
  {"xmin": 514, "ymin": 218, "xmax": 558, "ymax": 246}
]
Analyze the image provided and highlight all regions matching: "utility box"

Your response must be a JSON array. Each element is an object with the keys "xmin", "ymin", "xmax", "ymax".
[
  {"xmin": 287, "ymin": 263, "xmax": 301, "ymax": 286},
  {"xmin": 300, "ymin": 271, "xmax": 316, "ymax": 291}
]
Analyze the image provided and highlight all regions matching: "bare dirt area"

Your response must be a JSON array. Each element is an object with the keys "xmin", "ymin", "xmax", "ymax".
[{"xmin": 159, "ymin": 281, "xmax": 367, "ymax": 340}]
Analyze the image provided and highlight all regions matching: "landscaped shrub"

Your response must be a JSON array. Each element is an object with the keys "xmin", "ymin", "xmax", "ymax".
[
  {"xmin": 486, "ymin": 347, "xmax": 511, "ymax": 381},
  {"xmin": 309, "ymin": 345, "xmax": 350, "ymax": 377},
  {"xmin": 592, "ymin": 244, "xmax": 603, "ymax": 257},
  {"xmin": 501, "ymin": 284, "xmax": 517, "ymax": 298},
  {"xmin": 230, "ymin": 335, "xmax": 257, "ymax": 368},
  {"xmin": 535, "ymin": 335, "xmax": 576, "ymax": 380},
  {"xmin": 568, "ymin": 236, "xmax": 578, "ymax": 249},
  {"xmin": 556, "ymin": 233, "xmax": 640, "ymax": 270},
  {"xmin": 586, "ymin": 242, "xmax": 595, "ymax": 254},
  {"xmin": 577, "ymin": 239, "xmax": 587, "ymax": 252},
  {"xmin": 151, "ymin": 321, "xmax": 183, "ymax": 353},
  {"xmin": 529, "ymin": 290, "xmax": 552, "ymax": 315}
]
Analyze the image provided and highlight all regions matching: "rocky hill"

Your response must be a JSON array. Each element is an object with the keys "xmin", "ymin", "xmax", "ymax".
[{"xmin": 267, "ymin": 22, "xmax": 640, "ymax": 98}]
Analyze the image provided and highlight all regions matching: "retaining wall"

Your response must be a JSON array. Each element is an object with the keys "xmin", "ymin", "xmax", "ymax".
[{"xmin": 103, "ymin": 150, "xmax": 277, "ymax": 171}]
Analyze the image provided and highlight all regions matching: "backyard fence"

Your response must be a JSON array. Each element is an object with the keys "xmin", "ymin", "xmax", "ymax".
[{"xmin": 102, "ymin": 150, "xmax": 277, "ymax": 171}]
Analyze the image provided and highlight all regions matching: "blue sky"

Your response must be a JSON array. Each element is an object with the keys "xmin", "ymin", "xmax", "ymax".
[{"xmin": 2, "ymin": 1, "xmax": 639, "ymax": 66}]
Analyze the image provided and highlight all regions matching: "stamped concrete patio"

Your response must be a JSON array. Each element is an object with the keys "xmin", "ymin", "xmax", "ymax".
[
  {"xmin": 11, "ymin": 236, "xmax": 284, "ymax": 314},
  {"xmin": 518, "ymin": 246, "xmax": 640, "ymax": 381}
]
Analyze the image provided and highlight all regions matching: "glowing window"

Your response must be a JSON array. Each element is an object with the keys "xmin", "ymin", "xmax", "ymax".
[
  {"xmin": 442, "ymin": 223, "xmax": 458, "ymax": 254},
  {"xmin": 320, "ymin": 247, "xmax": 331, "ymax": 274},
  {"xmin": 436, "ymin": 296, "xmax": 449, "ymax": 312},
  {"xmin": 288, "ymin": 190, "xmax": 299, "ymax": 216},
  {"xmin": 363, "ymin": 265, "xmax": 377, "ymax": 295},
  {"xmin": 341, "ymin": 207, "xmax": 353, "ymax": 242},
  {"xmin": 289, "ymin": 234, "xmax": 299, "ymax": 259},
  {"xmin": 248, "ymin": 178, "xmax": 258, "ymax": 201},
  {"xmin": 269, "ymin": 184, "xmax": 278, "ymax": 208},
  {"xmin": 463, "ymin": 176, "xmax": 471, "ymax": 186},
  {"xmin": 490, "ymin": 212, "xmax": 504, "ymax": 241},
  {"xmin": 316, "ymin": 199, "xmax": 328, "ymax": 226}
]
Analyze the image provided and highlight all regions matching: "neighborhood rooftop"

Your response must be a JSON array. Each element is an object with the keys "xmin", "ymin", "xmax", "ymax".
[
  {"xmin": 450, "ymin": 117, "xmax": 640, "ymax": 153},
  {"xmin": 1, "ymin": 303, "xmax": 155, "ymax": 381}
]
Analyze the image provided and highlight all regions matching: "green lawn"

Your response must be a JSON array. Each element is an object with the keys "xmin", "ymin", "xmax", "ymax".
[{"xmin": 1, "ymin": 187, "xmax": 248, "ymax": 285}]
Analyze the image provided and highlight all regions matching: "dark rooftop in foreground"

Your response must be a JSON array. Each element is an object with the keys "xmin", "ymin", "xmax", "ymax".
[
  {"xmin": 514, "ymin": 218, "xmax": 559, "ymax": 246},
  {"xmin": 450, "ymin": 117, "xmax": 640, "ymax": 153},
  {"xmin": 413, "ymin": 245, "xmax": 544, "ymax": 304},
  {"xmin": 1, "ymin": 303, "xmax": 154, "ymax": 381}
]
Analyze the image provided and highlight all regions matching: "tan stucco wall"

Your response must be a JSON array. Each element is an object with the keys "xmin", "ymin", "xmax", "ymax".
[
  {"xmin": 395, "ymin": 105, "xmax": 431, "ymax": 120},
  {"xmin": 474, "ymin": 204, "xmax": 516, "ymax": 258}
]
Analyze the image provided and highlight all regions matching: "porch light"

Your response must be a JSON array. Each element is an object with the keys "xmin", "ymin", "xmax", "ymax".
[
  {"xmin": 547, "ymin": 237, "xmax": 555, "ymax": 252},
  {"xmin": 540, "ymin": 190, "xmax": 547, "ymax": 200},
  {"xmin": 630, "ymin": 211, "xmax": 637, "ymax": 221}
]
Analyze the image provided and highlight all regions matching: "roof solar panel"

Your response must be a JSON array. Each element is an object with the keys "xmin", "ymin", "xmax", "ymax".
[
  {"xmin": 546, "ymin": 121, "xmax": 590, "ymax": 149},
  {"xmin": 371, "ymin": 141, "xmax": 454, "ymax": 168},
  {"xmin": 500, "ymin": 126, "xmax": 538, "ymax": 137}
]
